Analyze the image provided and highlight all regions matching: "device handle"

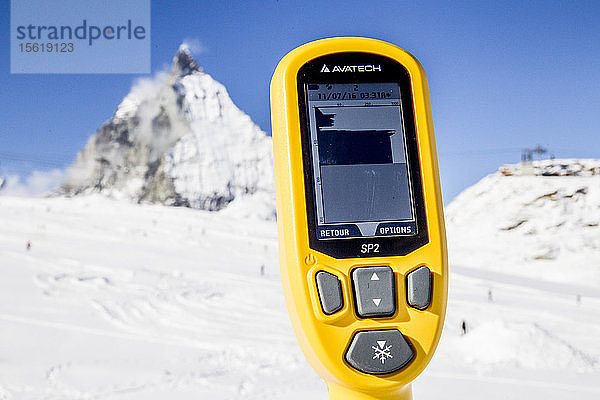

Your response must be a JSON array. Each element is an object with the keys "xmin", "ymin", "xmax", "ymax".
[{"xmin": 328, "ymin": 383, "xmax": 412, "ymax": 400}]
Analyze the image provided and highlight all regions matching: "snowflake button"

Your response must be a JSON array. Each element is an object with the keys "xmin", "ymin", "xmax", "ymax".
[{"xmin": 345, "ymin": 329, "xmax": 414, "ymax": 375}]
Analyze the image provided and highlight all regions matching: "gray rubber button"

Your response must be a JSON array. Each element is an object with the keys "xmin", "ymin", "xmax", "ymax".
[
  {"xmin": 315, "ymin": 271, "xmax": 343, "ymax": 315},
  {"xmin": 351, "ymin": 266, "xmax": 395, "ymax": 317},
  {"xmin": 345, "ymin": 330, "xmax": 414, "ymax": 375},
  {"xmin": 407, "ymin": 266, "xmax": 432, "ymax": 310}
]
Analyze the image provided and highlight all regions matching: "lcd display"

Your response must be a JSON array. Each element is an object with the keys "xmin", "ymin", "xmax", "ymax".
[{"xmin": 306, "ymin": 82, "xmax": 417, "ymax": 239}]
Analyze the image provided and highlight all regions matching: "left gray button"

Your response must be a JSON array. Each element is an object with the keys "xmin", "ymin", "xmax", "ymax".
[{"xmin": 316, "ymin": 271, "xmax": 343, "ymax": 315}]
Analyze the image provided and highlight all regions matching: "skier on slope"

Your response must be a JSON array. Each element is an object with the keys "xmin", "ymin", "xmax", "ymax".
[{"xmin": 461, "ymin": 320, "xmax": 468, "ymax": 336}]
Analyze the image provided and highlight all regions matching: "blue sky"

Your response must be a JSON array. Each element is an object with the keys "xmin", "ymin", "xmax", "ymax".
[{"xmin": 1, "ymin": 1, "xmax": 599, "ymax": 201}]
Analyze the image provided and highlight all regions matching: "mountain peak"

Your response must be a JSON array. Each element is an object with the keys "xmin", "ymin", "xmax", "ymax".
[
  {"xmin": 171, "ymin": 43, "xmax": 202, "ymax": 77},
  {"xmin": 59, "ymin": 44, "xmax": 274, "ymax": 213}
]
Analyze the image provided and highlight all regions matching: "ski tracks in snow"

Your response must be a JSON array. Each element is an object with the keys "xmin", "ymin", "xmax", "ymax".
[{"xmin": 28, "ymin": 247, "xmax": 309, "ymax": 398}]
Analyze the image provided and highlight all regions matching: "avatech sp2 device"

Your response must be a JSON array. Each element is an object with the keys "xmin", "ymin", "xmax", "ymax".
[{"xmin": 270, "ymin": 37, "xmax": 448, "ymax": 400}]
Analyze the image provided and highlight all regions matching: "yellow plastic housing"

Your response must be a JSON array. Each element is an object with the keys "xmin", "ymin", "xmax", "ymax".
[{"xmin": 270, "ymin": 37, "xmax": 448, "ymax": 399}]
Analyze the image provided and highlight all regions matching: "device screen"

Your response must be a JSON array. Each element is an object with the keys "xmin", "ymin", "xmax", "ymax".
[{"xmin": 306, "ymin": 82, "xmax": 417, "ymax": 240}]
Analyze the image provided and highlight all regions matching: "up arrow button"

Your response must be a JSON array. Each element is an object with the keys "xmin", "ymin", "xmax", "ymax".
[{"xmin": 351, "ymin": 266, "xmax": 395, "ymax": 317}]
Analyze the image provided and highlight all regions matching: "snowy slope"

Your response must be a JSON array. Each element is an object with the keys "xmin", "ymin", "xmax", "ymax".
[
  {"xmin": 0, "ymin": 195, "xmax": 313, "ymax": 400},
  {"xmin": 59, "ymin": 44, "xmax": 274, "ymax": 212},
  {"xmin": 1, "ymin": 192, "xmax": 599, "ymax": 399},
  {"xmin": 446, "ymin": 159, "xmax": 600, "ymax": 286}
]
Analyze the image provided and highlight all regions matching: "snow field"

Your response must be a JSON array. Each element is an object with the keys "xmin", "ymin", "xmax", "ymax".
[{"xmin": 0, "ymin": 193, "xmax": 599, "ymax": 398}]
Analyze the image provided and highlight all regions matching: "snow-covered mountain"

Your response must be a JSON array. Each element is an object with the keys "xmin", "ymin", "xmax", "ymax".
[
  {"xmin": 446, "ymin": 159, "xmax": 600, "ymax": 284},
  {"xmin": 59, "ymin": 44, "xmax": 274, "ymax": 213}
]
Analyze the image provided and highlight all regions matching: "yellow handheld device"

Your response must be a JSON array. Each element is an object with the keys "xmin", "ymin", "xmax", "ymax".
[{"xmin": 270, "ymin": 37, "xmax": 447, "ymax": 400}]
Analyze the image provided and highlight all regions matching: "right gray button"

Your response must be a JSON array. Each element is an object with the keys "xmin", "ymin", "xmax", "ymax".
[{"xmin": 406, "ymin": 266, "xmax": 432, "ymax": 310}]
